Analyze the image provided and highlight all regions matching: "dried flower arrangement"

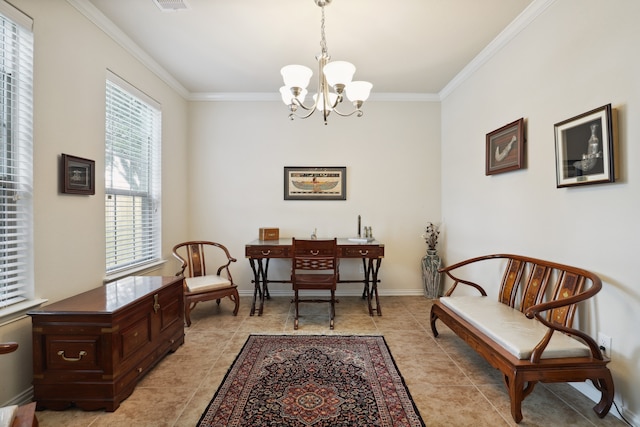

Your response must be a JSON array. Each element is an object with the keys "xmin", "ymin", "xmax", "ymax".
[{"xmin": 422, "ymin": 222, "xmax": 440, "ymax": 251}]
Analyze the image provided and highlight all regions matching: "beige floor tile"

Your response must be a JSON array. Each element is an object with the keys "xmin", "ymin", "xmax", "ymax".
[{"xmin": 33, "ymin": 295, "xmax": 626, "ymax": 427}]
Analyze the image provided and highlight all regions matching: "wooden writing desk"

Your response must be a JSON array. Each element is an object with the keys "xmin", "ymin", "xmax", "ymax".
[{"xmin": 245, "ymin": 238, "xmax": 384, "ymax": 317}]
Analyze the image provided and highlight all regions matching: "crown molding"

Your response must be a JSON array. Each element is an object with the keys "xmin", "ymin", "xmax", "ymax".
[
  {"xmin": 68, "ymin": 0, "xmax": 554, "ymax": 103},
  {"xmin": 439, "ymin": 0, "xmax": 556, "ymax": 100},
  {"xmin": 188, "ymin": 92, "xmax": 440, "ymax": 102}
]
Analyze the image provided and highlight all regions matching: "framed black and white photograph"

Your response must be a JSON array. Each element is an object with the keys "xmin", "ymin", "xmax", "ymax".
[
  {"xmin": 554, "ymin": 104, "xmax": 617, "ymax": 188},
  {"xmin": 485, "ymin": 118, "xmax": 525, "ymax": 175},
  {"xmin": 284, "ymin": 166, "xmax": 346, "ymax": 200},
  {"xmin": 61, "ymin": 153, "xmax": 95, "ymax": 195}
]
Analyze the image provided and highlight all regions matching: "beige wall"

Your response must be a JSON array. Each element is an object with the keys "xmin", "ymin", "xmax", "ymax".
[
  {"xmin": 187, "ymin": 99, "xmax": 441, "ymax": 296},
  {"xmin": 441, "ymin": 0, "xmax": 640, "ymax": 423},
  {"xmin": 0, "ymin": 0, "xmax": 189, "ymax": 404}
]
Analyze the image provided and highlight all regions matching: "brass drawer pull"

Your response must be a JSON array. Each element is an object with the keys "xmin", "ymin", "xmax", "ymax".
[
  {"xmin": 153, "ymin": 293, "xmax": 160, "ymax": 313},
  {"xmin": 359, "ymin": 250, "xmax": 369, "ymax": 256},
  {"xmin": 261, "ymin": 250, "xmax": 271, "ymax": 256},
  {"xmin": 57, "ymin": 350, "xmax": 87, "ymax": 362}
]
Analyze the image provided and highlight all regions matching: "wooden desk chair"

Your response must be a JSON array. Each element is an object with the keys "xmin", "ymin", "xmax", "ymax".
[
  {"xmin": 172, "ymin": 241, "xmax": 240, "ymax": 326},
  {"xmin": 0, "ymin": 342, "xmax": 38, "ymax": 427},
  {"xmin": 291, "ymin": 238, "xmax": 339, "ymax": 330}
]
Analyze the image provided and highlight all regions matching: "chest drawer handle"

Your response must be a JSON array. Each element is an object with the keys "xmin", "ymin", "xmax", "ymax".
[
  {"xmin": 261, "ymin": 250, "xmax": 271, "ymax": 256},
  {"xmin": 57, "ymin": 350, "xmax": 87, "ymax": 362},
  {"xmin": 359, "ymin": 250, "xmax": 369, "ymax": 256}
]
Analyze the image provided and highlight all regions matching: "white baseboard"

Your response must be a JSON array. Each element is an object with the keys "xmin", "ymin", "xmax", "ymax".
[{"xmin": 1, "ymin": 386, "xmax": 33, "ymax": 407}]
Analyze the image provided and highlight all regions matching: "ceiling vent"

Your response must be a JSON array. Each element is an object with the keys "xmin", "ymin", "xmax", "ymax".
[{"xmin": 152, "ymin": 0, "xmax": 190, "ymax": 12}]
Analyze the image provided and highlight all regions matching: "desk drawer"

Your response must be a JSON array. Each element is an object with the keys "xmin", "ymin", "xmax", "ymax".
[
  {"xmin": 246, "ymin": 246, "xmax": 290, "ymax": 258},
  {"xmin": 339, "ymin": 246, "xmax": 384, "ymax": 258}
]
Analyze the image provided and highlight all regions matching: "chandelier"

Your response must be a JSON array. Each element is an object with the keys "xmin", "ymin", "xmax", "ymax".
[{"xmin": 279, "ymin": 0, "xmax": 372, "ymax": 125}]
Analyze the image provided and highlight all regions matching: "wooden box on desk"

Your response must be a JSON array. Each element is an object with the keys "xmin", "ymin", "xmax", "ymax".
[{"xmin": 259, "ymin": 227, "xmax": 279, "ymax": 240}]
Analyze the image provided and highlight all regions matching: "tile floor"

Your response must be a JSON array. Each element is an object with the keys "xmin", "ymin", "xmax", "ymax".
[{"xmin": 35, "ymin": 295, "xmax": 626, "ymax": 427}]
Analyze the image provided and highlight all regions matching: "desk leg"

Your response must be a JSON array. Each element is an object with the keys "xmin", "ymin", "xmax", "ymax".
[
  {"xmin": 361, "ymin": 258, "xmax": 369, "ymax": 301},
  {"xmin": 249, "ymin": 258, "xmax": 271, "ymax": 316},
  {"xmin": 369, "ymin": 258, "xmax": 382, "ymax": 316},
  {"xmin": 361, "ymin": 257, "xmax": 382, "ymax": 316}
]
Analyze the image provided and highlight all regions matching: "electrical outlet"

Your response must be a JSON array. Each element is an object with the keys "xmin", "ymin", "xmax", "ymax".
[{"xmin": 597, "ymin": 332, "xmax": 612, "ymax": 359}]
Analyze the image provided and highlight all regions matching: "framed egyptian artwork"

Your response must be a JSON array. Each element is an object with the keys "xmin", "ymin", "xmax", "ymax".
[{"xmin": 284, "ymin": 166, "xmax": 346, "ymax": 200}]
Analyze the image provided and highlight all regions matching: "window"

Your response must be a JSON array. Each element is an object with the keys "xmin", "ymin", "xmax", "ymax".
[
  {"xmin": 0, "ymin": 4, "xmax": 35, "ymax": 316},
  {"xmin": 105, "ymin": 72, "xmax": 161, "ymax": 277}
]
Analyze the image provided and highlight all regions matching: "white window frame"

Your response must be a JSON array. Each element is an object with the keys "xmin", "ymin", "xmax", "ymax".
[
  {"xmin": 105, "ymin": 71, "xmax": 162, "ymax": 280},
  {"xmin": 0, "ymin": 3, "xmax": 43, "ymax": 322}
]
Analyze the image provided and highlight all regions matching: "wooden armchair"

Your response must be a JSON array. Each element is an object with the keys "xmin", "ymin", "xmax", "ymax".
[
  {"xmin": 172, "ymin": 241, "xmax": 240, "ymax": 326},
  {"xmin": 291, "ymin": 238, "xmax": 339, "ymax": 330}
]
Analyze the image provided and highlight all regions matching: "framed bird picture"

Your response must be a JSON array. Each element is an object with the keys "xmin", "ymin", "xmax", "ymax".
[{"xmin": 485, "ymin": 118, "xmax": 525, "ymax": 175}]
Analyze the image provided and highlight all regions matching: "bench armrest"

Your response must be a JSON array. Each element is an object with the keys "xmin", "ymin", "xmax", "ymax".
[
  {"xmin": 438, "ymin": 255, "xmax": 495, "ymax": 296},
  {"xmin": 525, "ymin": 283, "xmax": 604, "ymax": 362}
]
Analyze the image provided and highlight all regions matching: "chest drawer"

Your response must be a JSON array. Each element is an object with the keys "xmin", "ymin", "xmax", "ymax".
[{"xmin": 47, "ymin": 336, "xmax": 101, "ymax": 371}]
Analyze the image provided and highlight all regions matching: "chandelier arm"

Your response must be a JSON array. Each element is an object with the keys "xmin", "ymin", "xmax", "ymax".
[
  {"xmin": 330, "ymin": 107, "xmax": 363, "ymax": 118},
  {"xmin": 289, "ymin": 101, "xmax": 318, "ymax": 120},
  {"xmin": 290, "ymin": 97, "xmax": 318, "ymax": 113}
]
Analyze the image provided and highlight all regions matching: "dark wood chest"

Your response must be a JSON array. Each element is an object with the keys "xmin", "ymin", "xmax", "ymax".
[{"xmin": 28, "ymin": 275, "xmax": 184, "ymax": 411}]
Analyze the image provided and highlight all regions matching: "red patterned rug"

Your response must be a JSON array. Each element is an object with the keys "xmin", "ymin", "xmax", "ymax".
[{"xmin": 197, "ymin": 335, "xmax": 424, "ymax": 427}]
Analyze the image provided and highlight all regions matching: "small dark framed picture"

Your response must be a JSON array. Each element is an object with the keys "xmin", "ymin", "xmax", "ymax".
[
  {"xmin": 284, "ymin": 166, "xmax": 346, "ymax": 200},
  {"xmin": 486, "ymin": 118, "xmax": 525, "ymax": 175},
  {"xmin": 61, "ymin": 154, "xmax": 95, "ymax": 195},
  {"xmin": 554, "ymin": 104, "xmax": 617, "ymax": 188}
]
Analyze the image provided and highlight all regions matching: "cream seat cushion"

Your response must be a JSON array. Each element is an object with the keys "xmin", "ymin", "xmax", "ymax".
[
  {"xmin": 440, "ymin": 295, "xmax": 590, "ymax": 360},
  {"xmin": 185, "ymin": 275, "xmax": 234, "ymax": 293},
  {"xmin": 0, "ymin": 405, "xmax": 18, "ymax": 427}
]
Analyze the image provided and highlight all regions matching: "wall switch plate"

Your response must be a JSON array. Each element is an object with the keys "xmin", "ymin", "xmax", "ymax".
[{"xmin": 598, "ymin": 332, "xmax": 612, "ymax": 359}]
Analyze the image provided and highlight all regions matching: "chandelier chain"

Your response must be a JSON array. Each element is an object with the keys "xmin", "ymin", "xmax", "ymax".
[
  {"xmin": 280, "ymin": 0, "xmax": 372, "ymax": 123},
  {"xmin": 320, "ymin": 5, "xmax": 327, "ymax": 55}
]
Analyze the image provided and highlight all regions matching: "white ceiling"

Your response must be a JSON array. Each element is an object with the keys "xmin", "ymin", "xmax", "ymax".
[{"xmin": 74, "ymin": 0, "xmax": 538, "ymax": 99}]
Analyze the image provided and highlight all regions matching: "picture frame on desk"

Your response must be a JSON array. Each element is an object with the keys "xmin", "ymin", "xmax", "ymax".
[
  {"xmin": 554, "ymin": 104, "xmax": 617, "ymax": 188},
  {"xmin": 284, "ymin": 166, "xmax": 346, "ymax": 200},
  {"xmin": 61, "ymin": 153, "xmax": 95, "ymax": 195}
]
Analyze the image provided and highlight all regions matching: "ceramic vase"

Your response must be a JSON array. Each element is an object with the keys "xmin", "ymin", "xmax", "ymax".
[{"xmin": 422, "ymin": 249, "xmax": 442, "ymax": 298}]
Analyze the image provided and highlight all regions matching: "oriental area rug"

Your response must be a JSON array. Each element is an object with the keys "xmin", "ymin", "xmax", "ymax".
[{"xmin": 197, "ymin": 335, "xmax": 425, "ymax": 427}]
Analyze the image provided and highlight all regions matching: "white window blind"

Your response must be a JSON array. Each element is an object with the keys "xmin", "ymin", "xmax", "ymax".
[
  {"xmin": 0, "ymin": 6, "xmax": 34, "ymax": 311},
  {"xmin": 105, "ymin": 73, "xmax": 161, "ymax": 276}
]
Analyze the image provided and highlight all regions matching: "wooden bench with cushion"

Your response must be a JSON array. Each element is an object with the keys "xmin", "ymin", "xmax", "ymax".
[{"xmin": 430, "ymin": 254, "xmax": 614, "ymax": 423}]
